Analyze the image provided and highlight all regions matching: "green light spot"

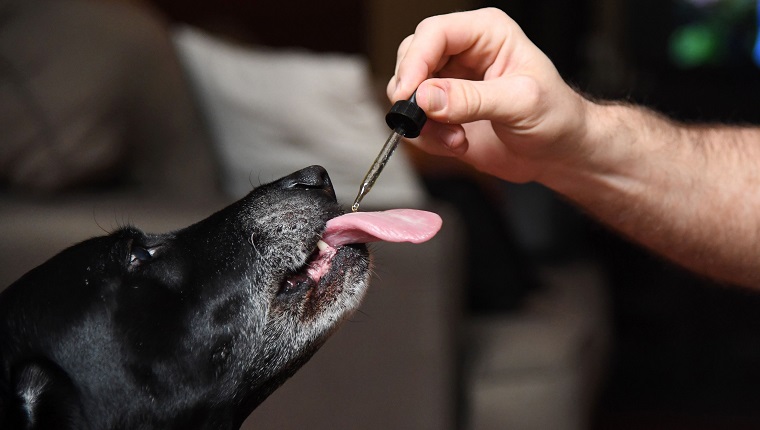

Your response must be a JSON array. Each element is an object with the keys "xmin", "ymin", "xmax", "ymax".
[{"xmin": 669, "ymin": 24, "xmax": 719, "ymax": 68}]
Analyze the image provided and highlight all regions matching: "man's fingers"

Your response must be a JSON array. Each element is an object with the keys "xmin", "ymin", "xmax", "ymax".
[
  {"xmin": 409, "ymin": 122, "xmax": 469, "ymax": 158},
  {"xmin": 394, "ymin": 35, "xmax": 414, "ymax": 77},
  {"xmin": 391, "ymin": 8, "xmax": 513, "ymax": 102},
  {"xmin": 415, "ymin": 75, "xmax": 543, "ymax": 129}
]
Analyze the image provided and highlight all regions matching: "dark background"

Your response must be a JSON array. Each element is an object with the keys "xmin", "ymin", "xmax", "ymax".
[{"xmin": 480, "ymin": 0, "xmax": 760, "ymax": 428}]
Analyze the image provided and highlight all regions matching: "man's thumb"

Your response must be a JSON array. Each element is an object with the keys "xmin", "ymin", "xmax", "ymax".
[{"xmin": 416, "ymin": 76, "xmax": 539, "ymax": 126}]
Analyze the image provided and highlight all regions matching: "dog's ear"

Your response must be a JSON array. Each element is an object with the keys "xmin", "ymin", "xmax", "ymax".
[{"xmin": 0, "ymin": 359, "xmax": 85, "ymax": 429}]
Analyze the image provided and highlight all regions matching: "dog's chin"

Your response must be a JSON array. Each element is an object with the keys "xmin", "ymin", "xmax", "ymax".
[{"xmin": 244, "ymin": 236, "xmax": 369, "ymax": 408}]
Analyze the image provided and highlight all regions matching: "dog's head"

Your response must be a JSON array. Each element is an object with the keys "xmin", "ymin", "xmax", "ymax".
[{"xmin": 0, "ymin": 166, "xmax": 376, "ymax": 429}]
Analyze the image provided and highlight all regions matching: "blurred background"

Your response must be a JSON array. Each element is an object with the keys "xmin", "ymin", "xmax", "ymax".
[{"xmin": 2, "ymin": 0, "xmax": 760, "ymax": 428}]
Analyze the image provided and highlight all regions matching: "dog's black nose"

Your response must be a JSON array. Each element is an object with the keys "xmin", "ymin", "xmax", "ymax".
[{"xmin": 282, "ymin": 166, "xmax": 336, "ymax": 199}]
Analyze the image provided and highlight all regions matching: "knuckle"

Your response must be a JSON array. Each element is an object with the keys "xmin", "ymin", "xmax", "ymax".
[
  {"xmin": 508, "ymin": 76, "xmax": 544, "ymax": 129},
  {"xmin": 460, "ymin": 83, "xmax": 483, "ymax": 120},
  {"xmin": 385, "ymin": 78, "xmax": 396, "ymax": 99},
  {"xmin": 515, "ymin": 76, "xmax": 542, "ymax": 107},
  {"xmin": 397, "ymin": 35, "xmax": 413, "ymax": 59},
  {"xmin": 415, "ymin": 15, "xmax": 440, "ymax": 35},
  {"xmin": 481, "ymin": 7, "xmax": 510, "ymax": 22}
]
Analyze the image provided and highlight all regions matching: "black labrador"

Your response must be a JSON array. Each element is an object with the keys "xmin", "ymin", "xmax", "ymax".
[{"xmin": 0, "ymin": 166, "xmax": 375, "ymax": 429}]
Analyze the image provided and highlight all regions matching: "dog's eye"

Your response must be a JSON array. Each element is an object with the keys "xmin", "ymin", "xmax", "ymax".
[{"xmin": 129, "ymin": 246, "xmax": 156, "ymax": 266}]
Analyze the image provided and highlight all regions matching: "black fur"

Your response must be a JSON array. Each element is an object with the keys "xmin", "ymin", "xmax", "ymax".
[{"xmin": 0, "ymin": 166, "xmax": 370, "ymax": 429}]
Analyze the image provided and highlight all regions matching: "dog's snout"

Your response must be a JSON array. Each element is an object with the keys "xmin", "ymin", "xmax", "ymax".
[{"xmin": 281, "ymin": 166, "xmax": 336, "ymax": 199}]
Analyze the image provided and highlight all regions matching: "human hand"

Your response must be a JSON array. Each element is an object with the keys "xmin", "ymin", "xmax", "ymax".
[{"xmin": 388, "ymin": 8, "xmax": 592, "ymax": 184}]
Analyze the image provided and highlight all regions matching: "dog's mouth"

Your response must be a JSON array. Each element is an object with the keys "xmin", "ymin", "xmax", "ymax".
[
  {"xmin": 278, "ymin": 209, "xmax": 442, "ymax": 305},
  {"xmin": 278, "ymin": 240, "xmax": 341, "ymax": 299}
]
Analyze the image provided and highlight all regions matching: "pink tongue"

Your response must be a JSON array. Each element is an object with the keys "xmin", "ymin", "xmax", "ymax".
[{"xmin": 322, "ymin": 209, "xmax": 442, "ymax": 247}]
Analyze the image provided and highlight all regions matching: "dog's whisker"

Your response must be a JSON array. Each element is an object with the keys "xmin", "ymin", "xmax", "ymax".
[
  {"xmin": 346, "ymin": 308, "xmax": 371, "ymax": 323},
  {"xmin": 367, "ymin": 267, "xmax": 382, "ymax": 282},
  {"xmin": 248, "ymin": 234, "xmax": 281, "ymax": 270},
  {"xmin": 248, "ymin": 171, "xmax": 267, "ymax": 190},
  {"xmin": 249, "ymin": 233, "xmax": 260, "ymax": 253},
  {"xmin": 92, "ymin": 210, "xmax": 110, "ymax": 235}
]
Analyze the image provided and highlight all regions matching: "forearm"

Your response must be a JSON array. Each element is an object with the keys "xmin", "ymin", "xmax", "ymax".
[{"xmin": 542, "ymin": 101, "xmax": 760, "ymax": 287}]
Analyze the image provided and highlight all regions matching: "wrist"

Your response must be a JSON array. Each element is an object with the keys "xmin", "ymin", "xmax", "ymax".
[{"xmin": 536, "ymin": 98, "xmax": 650, "ymax": 201}]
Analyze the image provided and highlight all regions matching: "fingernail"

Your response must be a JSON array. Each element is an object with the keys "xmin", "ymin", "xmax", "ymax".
[
  {"xmin": 426, "ymin": 85, "xmax": 447, "ymax": 113},
  {"xmin": 438, "ymin": 126, "xmax": 465, "ymax": 155},
  {"xmin": 439, "ymin": 126, "xmax": 457, "ymax": 147}
]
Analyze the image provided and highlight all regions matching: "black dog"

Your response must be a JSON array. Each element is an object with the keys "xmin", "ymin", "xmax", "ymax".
[{"xmin": 0, "ymin": 166, "xmax": 377, "ymax": 429}]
